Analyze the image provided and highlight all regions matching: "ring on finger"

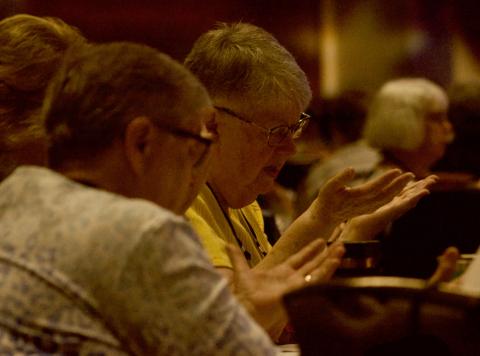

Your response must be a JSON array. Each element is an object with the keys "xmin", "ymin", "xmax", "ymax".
[{"xmin": 304, "ymin": 274, "xmax": 312, "ymax": 283}]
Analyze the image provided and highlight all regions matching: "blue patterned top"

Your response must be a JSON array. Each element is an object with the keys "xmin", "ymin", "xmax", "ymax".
[{"xmin": 0, "ymin": 166, "xmax": 276, "ymax": 355}]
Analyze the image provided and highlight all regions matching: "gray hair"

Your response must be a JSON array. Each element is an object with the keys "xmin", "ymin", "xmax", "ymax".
[
  {"xmin": 363, "ymin": 78, "xmax": 448, "ymax": 150},
  {"xmin": 184, "ymin": 22, "xmax": 311, "ymax": 113},
  {"xmin": 43, "ymin": 42, "xmax": 211, "ymax": 168}
]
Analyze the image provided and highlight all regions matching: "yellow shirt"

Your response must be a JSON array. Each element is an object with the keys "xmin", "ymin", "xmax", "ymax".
[{"xmin": 186, "ymin": 185, "xmax": 272, "ymax": 269}]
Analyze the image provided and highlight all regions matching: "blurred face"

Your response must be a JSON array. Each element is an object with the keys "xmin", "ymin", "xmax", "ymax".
[
  {"xmin": 209, "ymin": 100, "xmax": 307, "ymax": 208},
  {"xmin": 419, "ymin": 104, "xmax": 454, "ymax": 165}
]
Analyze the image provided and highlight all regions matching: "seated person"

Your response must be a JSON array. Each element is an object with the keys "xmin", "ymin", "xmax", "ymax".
[
  {"xmin": 433, "ymin": 81, "xmax": 480, "ymax": 186},
  {"xmin": 0, "ymin": 41, "xmax": 344, "ymax": 354},
  {"xmin": 185, "ymin": 23, "xmax": 438, "ymax": 281},
  {"xmin": 0, "ymin": 14, "xmax": 85, "ymax": 181},
  {"xmin": 363, "ymin": 77, "xmax": 454, "ymax": 182},
  {"xmin": 352, "ymin": 78, "xmax": 465, "ymax": 277}
]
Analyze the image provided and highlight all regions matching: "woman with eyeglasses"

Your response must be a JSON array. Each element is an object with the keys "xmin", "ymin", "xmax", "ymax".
[
  {"xmin": 0, "ymin": 39, "xmax": 348, "ymax": 355},
  {"xmin": 184, "ymin": 22, "xmax": 440, "ymax": 339}
]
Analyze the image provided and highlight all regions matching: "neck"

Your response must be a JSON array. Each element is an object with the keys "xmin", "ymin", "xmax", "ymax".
[
  {"xmin": 206, "ymin": 181, "xmax": 230, "ymax": 211},
  {"xmin": 60, "ymin": 166, "xmax": 129, "ymax": 196},
  {"xmin": 54, "ymin": 148, "xmax": 135, "ymax": 198}
]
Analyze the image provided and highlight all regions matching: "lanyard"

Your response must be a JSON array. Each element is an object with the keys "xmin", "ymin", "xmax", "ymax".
[{"xmin": 206, "ymin": 184, "xmax": 267, "ymax": 262}]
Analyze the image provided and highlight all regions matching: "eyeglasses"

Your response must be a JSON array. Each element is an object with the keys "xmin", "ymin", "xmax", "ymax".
[
  {"xmin": 214, "ymin": 106, "xmax": 310, "ymax": 146},
  {"xmin": 154, "ymin": 122, "xmax": 217, "ymax": 167}
]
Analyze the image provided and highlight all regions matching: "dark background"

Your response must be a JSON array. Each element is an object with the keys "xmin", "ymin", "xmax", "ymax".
[{"xmin": 2, "ymin": 0, "xmax": 480, "ymax": 96}]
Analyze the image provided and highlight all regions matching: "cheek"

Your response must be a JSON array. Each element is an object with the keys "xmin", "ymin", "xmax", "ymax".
[
  {"xmin": 239, "ymin": 142, "xmax": 275, "ymax": 175},
  {"xmin": 220, "ymin": 130, "xmax": 262, "ymax": 166},
  {"xmin": 429, "ymin": 122, "xmax": 450, "ymax": 140}
]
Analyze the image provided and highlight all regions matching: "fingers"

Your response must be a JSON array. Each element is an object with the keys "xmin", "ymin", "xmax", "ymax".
[
  {"xmin": 286, "ymin": 240, "xmax": 345, "ymax": 285},
  {"xmin": 309, "ymin": 242, "xmax": 345, "ymax": 283},
  {"xmin": 321, "ymin": 167, "xmax": 356, "ymax": 194},
  {"xmin": 295, "ymin": 243, "xmax": 330, "ymax": 277},
  {"xmin": 387, "ymin": 175, "xmax": 439, "ymax": 216},
  {"xmin": 376, "ymin": 172, "xmax": 415, "ymax": 201},
  {"xmin": 338, "ymin": 171, "xmax": 412, "ymax": 219},
  {"xmin": 393, "ymin": 184, "xmax": 430, "ymax": 213},
  {"xmin": 419, "ymin": 174, "xmax": 439, "ymax": 188},
  {"xmin": 226, "ymin": 243, "xmax": 250, "ymax": 276},
  {"xmin": 400, "ymin": 175, "xmax": 438, "ymax": 195},
  {"xmin": 327, "ymin": 240, "xmax": 346, "ymax": 258},
  {"xmin": 347, "ymin": 170, "xmax": 412, "ymax": 209},
  {"xmin": 286, "ymin": 239, "xmax": 327, "ymax": 270},
  {"xmin": 328, "ymin": 223, "xmax": 345, "ymax": 243},
  {"xmin": 352, "ymin": 169, "xmax": 404, "ymax": 196},
  {"xmin": 403, "ymin": 188, "xmax": 429, "ymax": 205},
  {"xmin": 427, "ymin": 246, "xmax": 460, "ymax": 287}
]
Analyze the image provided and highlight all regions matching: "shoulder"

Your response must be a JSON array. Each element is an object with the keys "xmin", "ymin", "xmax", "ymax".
[
  {"xmin": 186, "ymin": 184, "xmax": 225, "ymax": 237},
  {"xmin": 243, "ymin": 200, "xmax": 264, "ymax": 230},
  {"xmin": 2, "ymin": 165, "xmax": 194, "ymax": 255},
  {"xmin": 186, "ymin": 185, "xmax": 218, "ymax": 220}
]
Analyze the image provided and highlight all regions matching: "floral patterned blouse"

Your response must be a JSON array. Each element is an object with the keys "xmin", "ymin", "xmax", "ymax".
[{"xmin": 0, "ymin": 166, "xmax": 276, "ymax": 355}]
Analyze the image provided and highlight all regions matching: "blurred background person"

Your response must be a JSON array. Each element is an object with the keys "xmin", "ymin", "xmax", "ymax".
[
  {"xmin": 363, "ymin": 77, "xmax": 454, "ymax": 181},
  {"xmin": 0, "ymin": 14, "xmax": 85, "ymax": 181},
  {"xmin": 360, "ymin": 78, "xmax": 480, "ymax": 278},
  {"xmin": 433, "ymin": 80, "xmax": 480, "ymax": 186}
]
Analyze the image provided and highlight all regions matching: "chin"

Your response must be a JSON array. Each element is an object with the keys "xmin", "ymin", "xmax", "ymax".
[
  {"xmin": 225, "ymin": 177, "xmax": 276, "ymax": 208},
  {"xmin": 226, "ymin": 190, "xmax": 260, "ymax": 209},
  {"xmin": 252, "ymin": 178, "xmax": 276, "ymax": 197}
]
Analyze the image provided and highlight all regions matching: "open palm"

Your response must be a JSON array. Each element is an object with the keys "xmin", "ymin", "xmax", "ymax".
[{"xmin": 227, "ymin": 240, "xmax": 344, "ymax": 339}]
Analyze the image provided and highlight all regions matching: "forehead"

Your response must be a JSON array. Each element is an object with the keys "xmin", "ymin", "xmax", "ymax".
[
  {"xmin": 428, "ymin": 97, "xmax": 448, "ymax": 113},
  {"xmin": 220, "ymin": 98, "xmax": 302, "ymax": 127}
]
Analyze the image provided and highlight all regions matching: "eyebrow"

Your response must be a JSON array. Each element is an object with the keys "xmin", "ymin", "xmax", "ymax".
[{"xmin": 215, "ymin": 105, "xmax": 301, "ymax": 129}]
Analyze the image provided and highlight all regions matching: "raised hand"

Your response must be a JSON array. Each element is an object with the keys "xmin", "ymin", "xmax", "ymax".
[
  {"xmin": 265, "ymin": 168, "xmax": 414, "ymax": 268},
  {"xmin": 310, "ymin": 168, "xmax": 415, "ymax": 229},
  {"xmin": 427, "ymin": 246, "xmax": 460, "ymax": 287},
  {"xmin": 227, "ymin": 239, "xmax": 344, "ymax": 339},
  {"xmin": 341, "ymin": 175, "xmax": 439, "ymax": 241}
]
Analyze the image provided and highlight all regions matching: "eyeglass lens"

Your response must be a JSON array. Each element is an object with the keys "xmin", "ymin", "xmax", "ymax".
[{"xmin": 268, "ymin": 118, "xmax": 308, "ymax": 145}]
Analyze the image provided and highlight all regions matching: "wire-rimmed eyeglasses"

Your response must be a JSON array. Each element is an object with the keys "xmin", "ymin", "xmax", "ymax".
[{"xmin": 215, "ymin": 106, "xmax": 310, "ymax": 146}]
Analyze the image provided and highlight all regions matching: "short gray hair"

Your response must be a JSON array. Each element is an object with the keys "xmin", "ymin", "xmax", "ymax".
[
  {"xmin": 43, "ymin": 42, "xmax": 210, "ymax": 168},
  {"xmin": 363, "ymin": 78, "xmax": 448, "ymax": 150},
  {"xmin": 184, "ymin": 22, "xmax": 311, "ymax": 113}
]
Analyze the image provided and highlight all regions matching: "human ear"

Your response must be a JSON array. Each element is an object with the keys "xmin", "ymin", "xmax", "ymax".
[{"xmin": 123, "ymin": 117, "xmax": 156, "ymax": 176}]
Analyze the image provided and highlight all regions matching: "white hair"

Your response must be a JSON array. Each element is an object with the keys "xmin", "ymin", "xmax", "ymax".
[{"xmin": 363, "ymin": 78, "xmax": 448, "ymax": 150}]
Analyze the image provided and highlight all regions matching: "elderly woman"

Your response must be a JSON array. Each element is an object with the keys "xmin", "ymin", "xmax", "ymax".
[
  {"xmin": 185, "ymin": 22, "xmax": 437, "ymax": 293},
  {"xmin": 0, "ymin": 14, "xmax": 85, "ymax": 181},
  {"xmin": 320, "ymin": 79, "xmax": 455, "ymax": 243},
  {"xmin": 311, "ymin": 79, "xmax": 455, "ymax": 242},
  {"xmin": 434, "ymin": 81, "xmax": 480, "ymax": 182},
  {"xmin": 358, "ymin": 79, "xmax": 466, "ymax": 278},
  {"xmin": 0, "ymin": 40, "xmax": 345, "ymax": 354},
  {"xmin": 363, "ymin": 78, "xmax": 454, "ymax": 179}
]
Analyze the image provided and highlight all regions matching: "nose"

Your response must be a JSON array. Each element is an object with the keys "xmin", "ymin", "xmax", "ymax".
[
  {"xmin": 444, "ymin": 119, "xmax": 453, "ymax": 132},
  {"xmin": 442, "ymin": 118, "xmax": 454, "ymax": 141}
]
